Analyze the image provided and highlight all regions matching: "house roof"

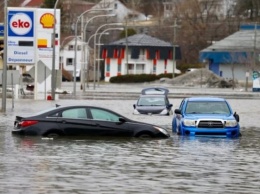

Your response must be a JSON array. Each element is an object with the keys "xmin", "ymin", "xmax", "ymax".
[
  {"xmin": 102, "ymin": 33, "xmax": 181, "ymax": 60},
  {"xmin": 200, "ymin": 24, "xmax": 260, "ymax": 63},
  {"xmin": 108, "ymin": 34, "xmax": 173, "ymax": 47},
  {"xmin": 201, "ymin": 25, "xmax": 260, "ymax": 52},
  {"xmin": 21, "ymin": 0, "xmax": 44, "ymax": 7}
]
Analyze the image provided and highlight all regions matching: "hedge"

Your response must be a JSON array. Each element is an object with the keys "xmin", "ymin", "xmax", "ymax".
[{"xmin": 109, "ymin": 73, "xmax": 177, "ymax": 83}]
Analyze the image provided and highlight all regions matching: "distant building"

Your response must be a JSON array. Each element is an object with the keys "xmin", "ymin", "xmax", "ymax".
[
  {"xmin": 60, "ymin": 37, "xmax": 86, "ymax": 80},
  {"xmin": 101, "ymin": 34, "xmax": 181, "ymax": 82},
  {"xmin": 162, "ymin": 0, "xmax": 236, "ymax": 19},
  {"xmin": 92, "ymin": 0, "xmax": 147, "ymax": 22},
  {"xmin": 20, "ymin": 0, "xmax": 44, "ymax": 7},
  {"xmin": 200, "ymin": 24, "xmax": 260, "ymax": 86}
]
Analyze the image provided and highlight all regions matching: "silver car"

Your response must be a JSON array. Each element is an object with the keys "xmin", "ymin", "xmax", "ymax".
[{"xmin": 133, "ymin": 87, "xmax": 173, "ymax": 115}]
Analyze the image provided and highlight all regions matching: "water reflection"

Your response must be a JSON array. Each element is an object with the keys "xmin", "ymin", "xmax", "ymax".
[{"xmin": 0, "ymin": 99, "xmax": 260, "ymax": 193}]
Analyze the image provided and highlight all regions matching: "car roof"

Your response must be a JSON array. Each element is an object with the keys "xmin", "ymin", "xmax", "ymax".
[
  {"xmin": 37, "ymin": 105, "xmax": 123, "ymax": 116},
  {"xmin": 54, "ymin": 105, "xmax": 119, "ymax": 111},
  {"xmin": 186, "ymin": 96, "xmax": 226, "ymax": 102},
  {"xmin": 141, "ymin": 87, "xmax": 169, "ymax": 95}
]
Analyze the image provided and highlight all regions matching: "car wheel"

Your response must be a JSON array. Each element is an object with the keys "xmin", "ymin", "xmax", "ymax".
[
  {"xmin": 137, "ymin": 132, "xmax": 153, "ymax": 138},
  {"xmin": 46, "ymin": 133, "xmax": 60, "ymax": 138}
]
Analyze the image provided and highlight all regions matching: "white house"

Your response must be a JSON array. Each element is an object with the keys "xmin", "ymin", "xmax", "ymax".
[
  {"xmin": 60, "ymin": 37, "xmax": 87, "ymax": 80},
  {"xmin": 92, "ymin": 0, "xmax": 147, "ymax": 22},
  {"xmin": 162, "ymin": 0, "xmax": 236, "ymax": 19},
  {"xmin": 101, "ymin": 34, "xmax": 181, "ymax": 82}
]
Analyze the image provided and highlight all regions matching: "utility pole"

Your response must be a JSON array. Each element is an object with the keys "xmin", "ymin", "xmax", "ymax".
[
  {"xmin": 125, "ymin": 18, "xmax": 128, "ymax": 73},
  {"xmin": 253, "ymin": 22, "xmax": 257, "ymax": 67},
  {"xmin": 1, "ymin": 0, "xmax": 7, "ymax": 112},
  {"xmin": 172, "ymin": 18, "xmax": 179, "ymax": 79},
  {"xmin": 51, "ymin": 0, "xmax": 60, "ymax": 100},
  {"xmin": 250, "ymin": 22, "xmax": 258, "ymax": 92}
]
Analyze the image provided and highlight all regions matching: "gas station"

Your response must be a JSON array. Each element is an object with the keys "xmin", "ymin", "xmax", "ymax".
[{"xmin": 1, "ymin": 7, "xmax": 61, "ymax": 101}]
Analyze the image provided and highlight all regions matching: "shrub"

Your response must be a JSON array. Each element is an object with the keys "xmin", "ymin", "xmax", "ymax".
[{"xmin": 110, "ymin": 73, "xmax": 179, "ymax": 83}]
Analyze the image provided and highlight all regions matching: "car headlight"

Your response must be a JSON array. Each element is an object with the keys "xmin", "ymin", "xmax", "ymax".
[
  {"xmin": 183, "ymin": 119, "xmax": 196, "ymax": 126},
  {"xmin": 153, "ymin": 126, "xmax": 169, "ymax": 136},
  {"xmin": 225, "ymin": 120, "xmax": 238, "ymax": 127}
]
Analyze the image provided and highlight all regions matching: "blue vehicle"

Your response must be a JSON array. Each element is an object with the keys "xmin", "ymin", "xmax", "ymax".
[{"xmin": 172, "ymin": 97, "xmax": 240, "ymax": 138}]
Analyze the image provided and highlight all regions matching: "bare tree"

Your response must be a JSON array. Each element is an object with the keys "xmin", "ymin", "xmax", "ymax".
[
  {"xmin": 234, "ymin": 0, "xmax": 260, "ymax": 21},
  {"xmin": 157, "ymin": 0, "xmax": 240, "ymax": 66}
]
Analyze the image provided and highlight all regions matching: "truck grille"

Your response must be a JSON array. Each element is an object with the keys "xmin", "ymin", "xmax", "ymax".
[{"xmin": 197, "ymin": 120, "xmax": 224, "ymax": 128}]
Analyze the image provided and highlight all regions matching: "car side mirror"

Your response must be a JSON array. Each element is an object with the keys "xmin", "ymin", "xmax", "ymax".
[
  {"xmin": 174, "ymin": 109, "xmax": 181, "ymax": 114},
  {"xmin": 233, "ymin": 112, "xmax": 239, "ymax": 122},
  {"xmin": 167, "ymin": 104, "xmax": 173, "ymax": 108},
  {"xmin": 133, "ymin": 104, "xmax": 136, "ymax": 109},
  {"xmin": 117, "ymin": 117, "xmax": 126, "ymax": 124}
]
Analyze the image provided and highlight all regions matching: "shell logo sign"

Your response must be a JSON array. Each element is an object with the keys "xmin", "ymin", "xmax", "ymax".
[{"xmin": 40, "ymin": 13, "xmax": 55, "ymax": 28}]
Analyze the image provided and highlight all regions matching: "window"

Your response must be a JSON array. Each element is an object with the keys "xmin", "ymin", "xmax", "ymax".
[
  {"xmin": 61, "ymin": 108, "xmax": 87, "ymax": 119},
  {"xmin": 66, "ymin": 58, "xmax": 73, "ymax": 66},
  {"xmin": 90, "ymin": 108, "xmax": 119, "ymax": 122},
  {"xmin": 68, "ymin": 45, "xmax": 73, "ymax": 50}
]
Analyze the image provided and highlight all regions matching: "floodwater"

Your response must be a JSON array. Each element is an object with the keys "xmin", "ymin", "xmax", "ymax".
[{"xmin": 0, "ymin": 98, "xmax": 260, "ymax": 194}]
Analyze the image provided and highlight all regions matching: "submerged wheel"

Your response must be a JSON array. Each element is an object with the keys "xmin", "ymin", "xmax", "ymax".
[
  {"xmin": 137, "ymin": 132, "xmax": 153, "ymax": 138},
  {"xmin": 46, "ymin": 133, "xmax": 60, "ymax": 138}
]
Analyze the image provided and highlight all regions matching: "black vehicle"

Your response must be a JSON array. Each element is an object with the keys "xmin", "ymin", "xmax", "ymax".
[
  {"xmin": 12, "ymin": 105, "xmax": 170, "ymax": 138},
  {"xmin": 133, "ymin": 87, "xmax": 173, "ymax": 115}
]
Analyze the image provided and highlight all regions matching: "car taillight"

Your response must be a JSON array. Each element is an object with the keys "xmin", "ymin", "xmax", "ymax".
[{"xmin": 20, "ymin": 120, "xmax": 38, "ymax": 127}]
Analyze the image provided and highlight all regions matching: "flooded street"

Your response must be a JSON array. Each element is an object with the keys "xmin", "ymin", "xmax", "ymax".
[{"xmin": 0, "ymin": 98, "xmax": 260, "ymax": 193}]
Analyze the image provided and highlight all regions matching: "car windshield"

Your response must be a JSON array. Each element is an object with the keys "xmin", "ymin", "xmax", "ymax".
[
  {"xmin": 137, "ymin": 96, "xmax": 166, "ymax": 106},
  {"xmin": 185, "ymin": 101, "xmax": 231, "ymax": 114}
]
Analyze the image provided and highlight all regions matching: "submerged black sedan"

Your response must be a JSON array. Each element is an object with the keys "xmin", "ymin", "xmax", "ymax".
[{"xmin": 12, "ymin": 105, "xmax": 170, "ymax": 138}]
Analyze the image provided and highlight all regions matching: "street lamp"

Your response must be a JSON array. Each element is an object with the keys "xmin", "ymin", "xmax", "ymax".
[
  {"xmin": 97, "ymin": 27, "xmax": 124, "ymax": 87},
  {"xmin": 93, "ymin": 23, "xmax": 123, "ymax": 89},
  {"xmin": 1, "ymin": 0, "xmax": 7, "ymax": 112},
  {"xmin": 82, "ymin": 32, "xmax": 109, "ymax": 91},
  {"xmin": 73, "ymin": 8, "xmax": 113, "ymax": 97},
  {"xmin": 172, "ymin": 18, "xmax": 179, "ymax": 79},
  {"xmin": 80, "ymin": 13, "xmax": 116, "ymax": 91},
  {"xmin": 61, "ymin": 35, "xmax": 80, "ymax": 49},
  {"xmin": 51, "ymin": 0, "xmax": 60, "ymax": 100}
]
